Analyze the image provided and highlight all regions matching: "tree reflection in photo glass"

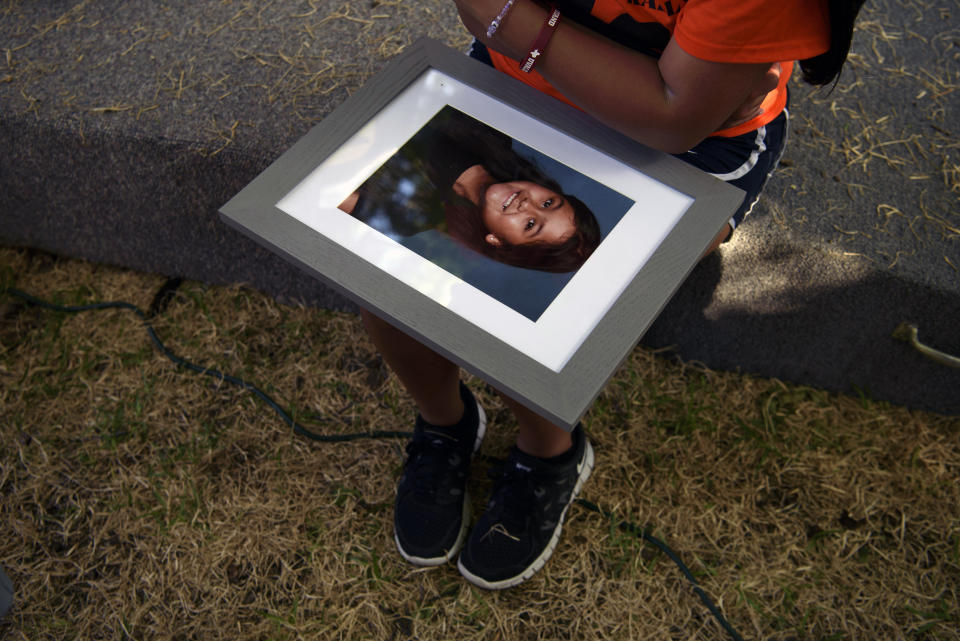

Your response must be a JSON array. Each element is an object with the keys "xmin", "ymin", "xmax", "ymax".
[{"xmin": 338, "ymin": 106, "xmax": 634, "ymax": 321}]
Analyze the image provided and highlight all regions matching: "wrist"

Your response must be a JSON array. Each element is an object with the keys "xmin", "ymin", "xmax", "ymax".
[
  {"xmin": 519, "ymin": 4, "xmax": 560, "ymax": 73},
  {"xmin": 485, "ymin": 0, "xmax": 517, "ymax": 37},
  {"xmin": 485, "ymin": 0, "xmax": 551, "ymax": 64}
]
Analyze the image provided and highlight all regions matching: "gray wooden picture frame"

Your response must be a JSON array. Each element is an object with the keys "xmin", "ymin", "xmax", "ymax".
[{"xmin": 219, "ymin": 37, "xmax": 743, "ymax": 429}]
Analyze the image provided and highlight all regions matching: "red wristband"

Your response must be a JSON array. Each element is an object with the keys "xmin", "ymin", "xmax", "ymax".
[{"xmin": 520, "ymin": 5, "xmax": 561, "ymax": 73}]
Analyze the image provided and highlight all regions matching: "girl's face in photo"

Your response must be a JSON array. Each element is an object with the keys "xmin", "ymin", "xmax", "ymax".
[{"xmin": 481, "ymin": 180, "xmax": 577, "ymax": 247}]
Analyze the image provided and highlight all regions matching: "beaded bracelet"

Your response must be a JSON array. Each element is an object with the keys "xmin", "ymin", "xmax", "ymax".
[
  {"xmin": 520, "ymin": 5, "xmax": 561, "ymax": 73},
  {"xmin": 486, "ymin": 0, "xmax": 517, "ymax": 38}
]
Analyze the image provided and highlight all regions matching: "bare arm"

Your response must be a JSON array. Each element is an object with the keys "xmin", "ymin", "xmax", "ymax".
[{"xmin": 456, "ymin": 0, "xmax": 775, "ymax": 153}]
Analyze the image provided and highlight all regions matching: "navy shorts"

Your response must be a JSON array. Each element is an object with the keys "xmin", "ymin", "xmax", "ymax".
[
  {"xmin": 468, "ymin": 40, "xmax": 789, "ymax": 236},
  {"xmin": 673, "ymin": 109, "xmax": 789, "ymax": 234}
]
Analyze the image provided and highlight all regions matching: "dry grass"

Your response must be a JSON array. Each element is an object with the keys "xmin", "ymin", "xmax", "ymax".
[{"xmin": 2, "ymin": 246, "xmax": 958, "ymax": 640}]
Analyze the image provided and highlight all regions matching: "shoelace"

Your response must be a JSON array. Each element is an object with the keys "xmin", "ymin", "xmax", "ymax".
[
  {"xmin": 405, "ymin": 433, "xmax": 467, "ymax": 499},
  {"xmin": 486, "ymin": 462, "xmax": 542, "ymax": 531}
]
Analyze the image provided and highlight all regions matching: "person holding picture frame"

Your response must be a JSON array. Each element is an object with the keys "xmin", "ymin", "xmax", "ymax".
[{"xmin": 359, "ymin": 0, "xmax": 867, "ymax": 590}]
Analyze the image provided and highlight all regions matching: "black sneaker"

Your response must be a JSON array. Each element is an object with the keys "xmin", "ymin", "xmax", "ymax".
[
  {"xmin": 394, "ymin": 382, "xmax": 486, "ymax": 566},
  {"xmin": 457, "ymin": 425, "xmax": 594, "ymax": 589}
]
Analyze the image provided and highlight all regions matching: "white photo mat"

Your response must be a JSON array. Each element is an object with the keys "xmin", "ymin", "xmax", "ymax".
[{"xmin": 276, "ymin": 70, "xmax": 693, "ymax": 372}]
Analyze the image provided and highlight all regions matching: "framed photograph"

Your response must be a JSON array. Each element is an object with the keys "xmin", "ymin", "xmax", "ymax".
[{"xmin": 220, "ymin": 38, "xmax": 743, "ymax": 429}]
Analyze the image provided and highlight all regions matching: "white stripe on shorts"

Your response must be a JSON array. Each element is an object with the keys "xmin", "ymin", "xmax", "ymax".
[
  {"xmin": 708, "ymin": 125, "xmax": 767, "ymax": 182},
  {"xmin": 714, "ymin": 108, "xmax": 791, "ymax": 230}
]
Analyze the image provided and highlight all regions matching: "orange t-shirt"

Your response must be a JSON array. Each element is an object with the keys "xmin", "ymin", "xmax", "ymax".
[{"xmin": 488, "ymin": 0, "xmax": 830, "ymax": 137}]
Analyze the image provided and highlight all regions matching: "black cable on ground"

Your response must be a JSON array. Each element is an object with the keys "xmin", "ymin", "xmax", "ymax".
[
  {"xmin": 3, "ymin": 284, "xmax": 745, "ymax": 641},
  {"xmin": 575, "ymin": 498, "xmax": 746, "ymax": 641},
  {"xmin": 5, "ymin": 285, "xmax": 411, "ymax": 444}
]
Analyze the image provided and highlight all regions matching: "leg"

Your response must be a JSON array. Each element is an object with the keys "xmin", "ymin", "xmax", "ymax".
[
  {"xmin": 497, "ymin": 393, "xmax": 572, "ymax": 458},
  {"xmin": 458, "ymin": 412, "xmax": 593, "ymax": 589},
  {"xmin": 361, "ymin": 308, "xmax": 486, "ymax": 566},
  {"xmin": 360, "ymin": 308, "xmax": 463, "ymax": 425},
  {"xmin": 458, "ymin": 391, "xmax": 591, "ymax": 590},
  {"xmin": 703, "ymin": 224, "xmax": 732, "ymax": 257}
]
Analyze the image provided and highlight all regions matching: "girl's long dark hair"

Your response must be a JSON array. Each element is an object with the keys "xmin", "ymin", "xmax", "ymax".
[
  {"xmin": 438, "ymin": 111, "xmax": 602, "ymax": 273},
  {"xmin": 446, "ymin": 194, "xmax": 601, "ymax": 273},
  {"xmin": 799, "ymin": 0, "xmax": 867, "ymax": 85}
]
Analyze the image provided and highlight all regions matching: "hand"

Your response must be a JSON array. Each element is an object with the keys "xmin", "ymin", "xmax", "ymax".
[
  {"xmin": 718, "ymin": 62, "xmax": 781, "ymax": 130},
  {"xmin": 338, "ymin": 191, "xmax": 359, "ymax": 214}
]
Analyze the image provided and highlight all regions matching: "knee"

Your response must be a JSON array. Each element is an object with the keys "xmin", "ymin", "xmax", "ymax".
[{"xmin": 703, "ymin": 224, "xmax": 732, "ymax": 258}]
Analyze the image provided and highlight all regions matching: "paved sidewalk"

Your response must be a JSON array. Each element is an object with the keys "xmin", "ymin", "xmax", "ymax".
[{"xmin": 2, "ymin": 0, "xmax": 957, "ymax": 413}]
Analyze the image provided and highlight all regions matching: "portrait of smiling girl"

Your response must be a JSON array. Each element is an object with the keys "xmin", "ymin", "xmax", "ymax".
[{"xmin": 339, "ymin": 106, "xmax": 603, "ymax": 275}]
